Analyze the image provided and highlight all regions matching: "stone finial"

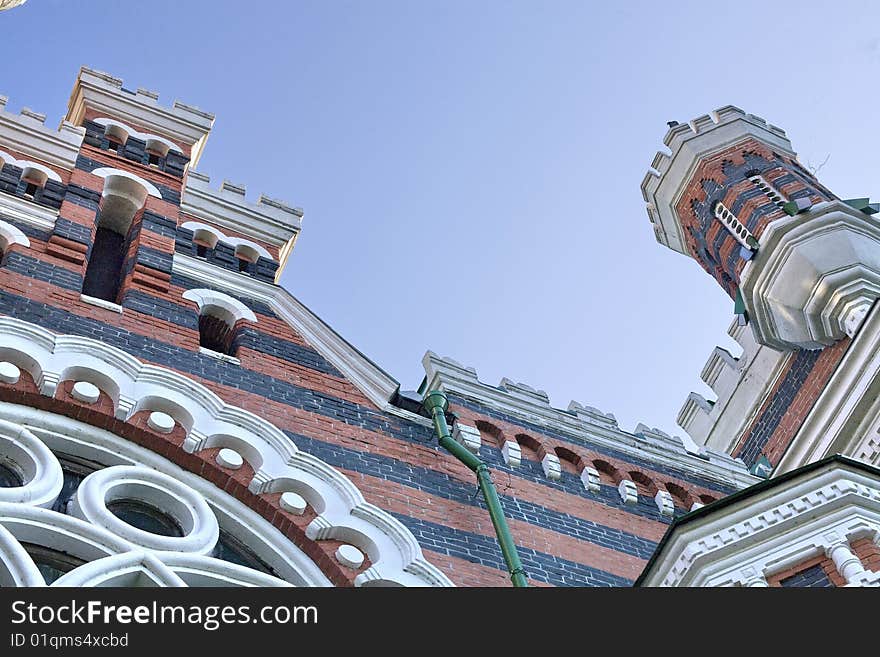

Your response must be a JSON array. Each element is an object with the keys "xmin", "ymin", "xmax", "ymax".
[
  {"xmin": 541, "ymin": 453, "xmax": 562, "ymax": 480},
  {"xmin": 136, "ymin": 88, "xmax": 159, "ymax": 101},
  {"xmin": 452, "ymin": 423, "xmax": 481, "ymax": 454},
  {"xmin": 501, "ymin": 440, "xmax": 521, "ymax": 467},
  {"xmin": 0, "ymin": 95, "xmax": 7, "ymax": 111}
]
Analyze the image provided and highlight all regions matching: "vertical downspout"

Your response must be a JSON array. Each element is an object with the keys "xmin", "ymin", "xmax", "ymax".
[{"xmin": 423, "ymin": 390, "xmax": 529, "ymax": 587}]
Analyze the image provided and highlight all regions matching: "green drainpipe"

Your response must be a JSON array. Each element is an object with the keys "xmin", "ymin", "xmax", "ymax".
[{"xmin": 423, "ymin": 390, "xmax": 529, "ymax": 587}]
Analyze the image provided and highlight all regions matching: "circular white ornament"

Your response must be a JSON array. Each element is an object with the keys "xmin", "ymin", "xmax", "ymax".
[
  {"xmin": 216, "ymin": 448, "xmax": 243, "ymax": 470},
  {"xmin": 71, "ymin": 381, "xmax": 101, "ymax": 404},
  {"xmin": 335, "ymin": 544, "xmax": 365, "ymax": 569},
  {"xmin": 279, "ymin": 491, "xmax": 307, "ymax": 515},
  {"xmin": 0, "ymin": 362, "xmax": 20, "ymax": 384},
  {"xmin": 147, "ymin": 411, "xmax": 175, "ymax": 434}
]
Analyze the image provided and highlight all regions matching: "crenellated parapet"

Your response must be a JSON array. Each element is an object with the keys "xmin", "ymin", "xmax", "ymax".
[
  {"xmin": 65, "ymin": 67, "xmax": 214, "ymax": 166},
  {"xmin": 422, "ymin": 351, "xmax": 754, "ymax": 488},
  {"xmin": 678, "ymin": 317, "xmax": 788, "ymax": 455},
  {"xmin": 180, "ymin": 171, "xmax": 303, "ymax": 281},
  {"xmin": 0, "ymin": 95, "xmax": 84, "ymax": 171}
]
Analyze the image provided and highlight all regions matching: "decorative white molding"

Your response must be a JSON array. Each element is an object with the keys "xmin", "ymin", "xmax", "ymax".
[
  {"xmin": 69, "ymin": 465, "xmax": 220, "ymax": 554},
  {"xmin": 181, "ymin": 173, "xmax": 300, "ymax": 278},
  {"xmin": 541, "ymin": 453, "xmax": 562, "ymax": 480},
  {"xmin": 0, "ymin": 362, "xmax": 20, "ymax": 384},
  {"xmin": 0, "ymin": 316, "xmax": 453, "ymax": 587},
  {"xmin": 147, "ymin": 411, "xmax": 175, "ymax": 434},
  {"xmin": 641, "ymin": 105, "xmax": 794, "ymax": 254},
  {"xmin": 92, "ymin": 117, "xmax": 183, "ymax": 154},
  {"xmin": 640, "ymin": 461, "xmax": 880, "ymax": 587},
  {"xmin": 0, "ymin": 192, "xmax": 57, "ymax": 232},
  {"xmin": 740, "ymin": 200, "xmax": 880, "ymax": 350},
  {"xmin": 80, "ymin": 294, "xmax": 123, "ymax": 314},
  {"xmin": 0, "ymin": 150, "xmax": 63, "ymax": 183},
  {"xmin": 180, "ymin": 221, "xmax": 273, "ymax": 261},
  {"xmin": 452, "ymin": 423, "xmax": 481, "ymax": 454},
  {"xmin": 183, "ymin": 288, "xmax": 257, "ymax": 324},
  {"xmin": 618, "ymin": 479, "xmax": 638, "ymax": 505},
  {"xmin": 0, "ymin": 419, "xmax": 63, "ymax": 508},
  {"xmin": 655, "ymin": 489, "xmax": 675, "ymax": 516},
  {"xmin": 580, "ymin": 466, "xmax": 600, "ymax": 493},
  {"xmin": 71, "ymin": 381, "xmax": 100, "ymax": 404},
  {"xmin": 216, "ymin": 448, "xmax": 244, "ymax": 470},
  {"xmin": 90, "ymin": 167, "xmax": 162, "ymax": 199},
  {"xmin": 0, "ymin": 219, "xmax": 29, "ymax": 251},
  {"xmin": 335, "ymin": 544, "xmax": 365, "ymax": 569},
  {"xmin": 198, "ymin": 347, "xmax": 241, "ymax": 365},
  {"xmin": 420, "ymin": 352, "xmax": 756, "ymax": 489},
  {"xmin": 279, "ymin": 491, "xmax": 307, "ymax": 516},
  {"xmin": 172, "ymin": 254, "xmax": 418, "ymax": 423},
  {"xmin": 500, "ymin": 440, "xmax": 521, "ymax": 467},
  {"xmin": 64, "ymin": 67, "xmax": 213, "ymax": 167},
  {"xmin": 0, "ymin": 94, "xmax": 84, "ymax": 171}
]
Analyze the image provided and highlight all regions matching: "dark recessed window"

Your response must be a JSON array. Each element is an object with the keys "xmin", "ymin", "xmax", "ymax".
[
  {"xmin": 82, "ymin": 227, "xmax": 126, "ymax": 303},
  {"xmin": 198, "ymin": 313, "xmax": 236, "ymax": 356},
  {"xmin": 0, "ymin": 460, "xmax": 22, "ymax": 488},
  {"xmin": 214, "ymin": 531, "xmax": 276, "ymax": 576},
  {"xmin": 148, "ymin": 152, "xmax": 160, "ymax": 166},
  {"xmin": 22, "ymin": 543, "xmax": 84, "ymax": 585},
  {"xmin": 196, "ymin": 243, "xmax": 208, "ymax": 257},
  {"xmin": 106, "ymin": 499, "xmax": 183, "ymax": 537},
  {"xmin": 23, "ymin": 182, "xmax": 38, "ymax": 198}
]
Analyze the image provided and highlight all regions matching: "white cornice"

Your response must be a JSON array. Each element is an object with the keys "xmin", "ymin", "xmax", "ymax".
[
  {"xmin": 421, "ymin": 352, "xmax": 757, "ymax": 489},
  {"xmin": 181, "ymin": 173, "xmax": 302, "ymax": 254},
  {"xmin": 0, "ymin": 96, "xmax": 83, "ymax": 172},
  {"xmin": 641, "ymin": 462, "xmax": 880, "ymax": 586},
  {"xmin": 171, "ymin": 255, "xmax": 426, "ymax": 425},
  {"xmin": 0, "ymin": 192, "xmax": 57, "ymax": 232},
  {"xmin": 64, "ymin": 67, "xmax": 214, "ymax": 167},
  {"xmin": 0, "ymin": 316, "xmax": 450, "ymax": 586}
]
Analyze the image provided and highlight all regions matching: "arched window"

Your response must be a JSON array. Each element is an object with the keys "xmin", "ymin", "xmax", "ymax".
[
  {"xmin": 82, "ymin": 170, "xmax": 161, "ymax": 304},
  {"xmin": 182, "ymin": 289, "xmax": 257, "ymax": 358}
]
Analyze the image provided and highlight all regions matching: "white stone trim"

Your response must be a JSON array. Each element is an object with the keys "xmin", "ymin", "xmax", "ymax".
[
  {"xmin": 198, "ymin": 347, "xmax": 241, "ymax": 365},
  {"xmin": 618, "ymin": 479, "xmax": 638, "ymax": 505},
  {"xmin": 0, "ymin": 94, "xmax": 84, "ymax": 171},
  {"xmin": 182, "ymin": 288, "xmax": 258, "ymax": 324},
  {"xmin": 541, "ymin": 453, "xmax": 562, "ymax": 480},
  {"xmin": 0, "ymin": 317, "xmax": 453, "ymax": 587},
  {"xmin": 581, "ymin": 466, "xmax": 600, "ymax": 493},
  {"xmin": 0, "ymin": 151, "xmax": 63, "ymax": 183},
  {"xmin": 69, "ymin": 465, "xmax": 220, "ymax": 554},
  {"xmin": 79, "ymin": 294, "xmax": 123, "ymax": 314},
  {"xmin": 93, "ymin": 117, "xmax": 183, "ymax": 153},
  {"xmin": 655, "ymin": 489, "xmax": 675, "ymax": 516},
  {"xmin": 501, "ymin": 440, "xmax": 521, "ymax": 467},
  {"xmin": 452, "ymin": 423, "xmax": 481, "ymax": 454},
  {"xmin": 641, "ymin": 106, "xmax": 794, "ymax": 254},
  {"xmin": 422, "ymin": 351, "xmax": 756, "ymax": 489},
  {"xmin": 713, "ymin": 201, "xmax": 755, "ymax": 250},
  {"xmin": 0, "ymin": 419, "xmax": 63, "ymax": 508},
  {"xmin": 0, "ymin": 192, "xmax": 57, "ymax": 232},
  {"xmin": 0, "ymin": 218, "xmax": 29, "ymax": 250},
  {"xmin": 90, "ymin": 167, "xmax": 162, "ymax": 199},
  {"xmin": 640, "ymin": 462, "xmax": 880, "ymax": 587},
  {"xmin": 776, "ymin": 301, "xmax": 880, "ymax": 473},
  {"xmin": 64, "ymin": 67, "xmax": 213, "ymax": 167}
]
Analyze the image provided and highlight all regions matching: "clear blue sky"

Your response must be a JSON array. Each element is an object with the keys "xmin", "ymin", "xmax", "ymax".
[{"xmin": 2, "ymin": 1, "xmax": 879, "ymax": 438}]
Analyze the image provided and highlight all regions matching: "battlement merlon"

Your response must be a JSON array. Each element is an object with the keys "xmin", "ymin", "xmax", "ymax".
[
  {"xmin": 64, "ymin": 67, "xmax": 215, "ymax": 167},
  {"xmin": 181, "ymin": 172, "xmax": 303, "ymax": 279},
  {"xmin": 640, "ymin": 105, "xmax": 795, "ymax": 255},
  {"xmin": 0, "ymin": 95, "xmax": 84, "ymax": 171},
  {"xmin": 421, "ymin": 351, "xmax": 757, "ymax": 489}
]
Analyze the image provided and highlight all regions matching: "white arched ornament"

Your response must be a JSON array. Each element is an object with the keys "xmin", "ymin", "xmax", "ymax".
[{"xmin": 0, "ymin": 315, "xmax": 453, "ymax": 587}]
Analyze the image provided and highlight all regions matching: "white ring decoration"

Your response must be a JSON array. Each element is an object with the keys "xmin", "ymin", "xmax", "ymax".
[
  {"xmin": 0, "ymin": 419, "xmax": 63, "ymax": 508},
  {"xmin": 69, "ymin": 465, "xmax": 220, "ymax": 554}
]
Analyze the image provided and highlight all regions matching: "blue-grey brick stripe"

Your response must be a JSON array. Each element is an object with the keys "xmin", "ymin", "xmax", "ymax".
[
  {"xmin": 288, "ymin": 430, "xmax": 664, "ymax": 557},
  {"xmin": 736, "ymin": 349, "xmax": 822, "ymax": 468},
  {"xmin": 3, "ymin": 253, "xmax": 82, "ymax": 291},
  {"xmin": 779, "ymin": 564, "xmax": 832, "ymax": 587},
  {"xmin": 394, "ymin": 514, "xmax": 633, "ymax": 587}
]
